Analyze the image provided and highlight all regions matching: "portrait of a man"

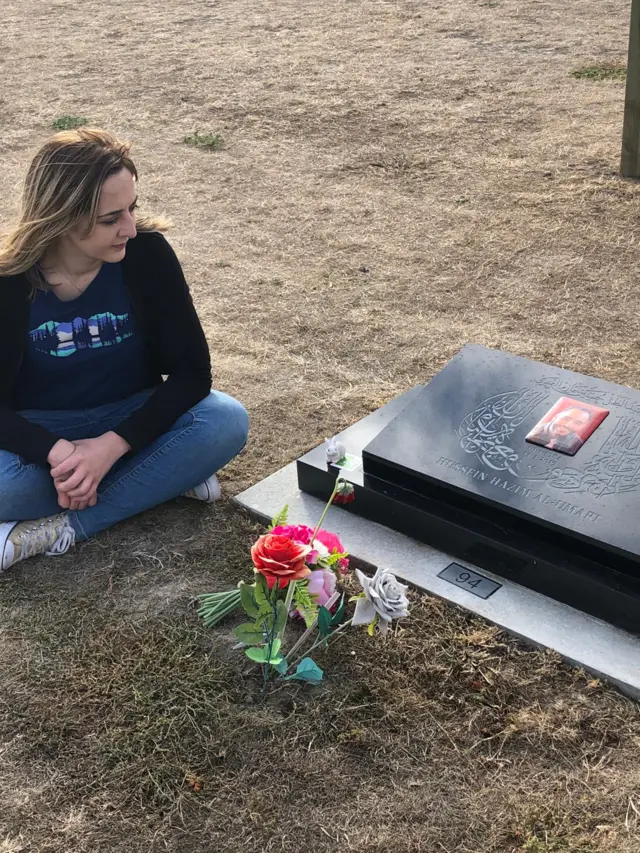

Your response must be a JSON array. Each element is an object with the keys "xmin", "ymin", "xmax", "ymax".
[{"xmin": 525, "ymin": 397, "xmax": 609, "ymax": 456}]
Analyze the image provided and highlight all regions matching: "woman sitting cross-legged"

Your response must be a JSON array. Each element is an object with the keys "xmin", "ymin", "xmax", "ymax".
[{"xmin": 0, "ymin": 128, "xmax": 249, "ymax": 571}]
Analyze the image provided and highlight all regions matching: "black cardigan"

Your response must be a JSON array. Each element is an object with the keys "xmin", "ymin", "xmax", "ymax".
[{"xmin": 0, "ymin": 231, "xmax": 212, "ymax": 466}]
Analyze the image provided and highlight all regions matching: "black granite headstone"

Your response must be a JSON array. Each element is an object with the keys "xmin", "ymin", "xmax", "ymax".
[{"xmin": 297, "ymin": 345, "xmax": 640, "ymax": 634}]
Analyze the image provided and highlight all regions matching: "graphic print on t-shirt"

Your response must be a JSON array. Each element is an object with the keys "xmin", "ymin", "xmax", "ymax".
[
  {"xmin": 16, "ymin": 262, "xmax": 154, "ymax": 411},
  {"xmin": 29, "ymin": 312, "xmax": 134, "ymax": 357}
]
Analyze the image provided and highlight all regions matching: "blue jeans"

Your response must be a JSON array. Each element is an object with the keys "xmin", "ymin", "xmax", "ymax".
[{"xmin": 0, "ymin": 388, "xmax": 249, "ymax": 541}]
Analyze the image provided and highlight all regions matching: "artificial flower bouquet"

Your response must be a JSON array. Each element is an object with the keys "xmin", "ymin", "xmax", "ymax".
[{"xmin": 198, "ymin": 462, "xmax": 410, "ymax": 694}]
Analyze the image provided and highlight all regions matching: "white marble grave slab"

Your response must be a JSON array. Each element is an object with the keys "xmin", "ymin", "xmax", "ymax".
[{"xmin": 235, "ymin": 461, "xmax": 640, "ymax": 701}]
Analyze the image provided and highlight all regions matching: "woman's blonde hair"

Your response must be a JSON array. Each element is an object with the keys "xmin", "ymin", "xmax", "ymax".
[{"xmin": 0, "ymin": 127, "xmax": 168, "ymax": 288}]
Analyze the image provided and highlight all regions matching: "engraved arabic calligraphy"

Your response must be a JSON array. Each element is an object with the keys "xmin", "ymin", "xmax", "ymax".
[
  {"xmin": 458, "ymin": 389, "xmax": 546, "ymax": 476},
  {"xmin": 543, "ymin": 416, "xmax": 640, "ymax": 497},
  {"xmin": 534, "ymin": 375, "xmax": 640, "ymax": 415},
  {"xmin": 458, "ymin": 388, "xmax": 640, "ymax": 497}
]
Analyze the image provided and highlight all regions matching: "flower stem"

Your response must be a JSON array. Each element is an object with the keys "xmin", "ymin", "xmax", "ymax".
[
  {"xmin": 197, "ymin": 589, "xmax": 242, "ymax": 626},
  {"xmin": 310, "ymin": 477, "xmax": 343, "ymax": 549},
  {"xmin": 283, "ymin": 590, "xmax": 340, "ymax": 665},
  {"xmin": 279, "ymin": 580, "xmax": 297, "ymax": 647},
  {"xmin": 260, "ymin": 584, "xmax": 280, "ymax": 699},
  {"xmin": 197, "ymin": 591, "xmax": 235, "ymax": 601},
  {"xmin": 198, "ymin": 600, "xmax": 236, "ymax": 617},
  {"xmin": 289, "ymin": 617, "xmax": 354, "ymax": 669},
  {"xmin": 197, "ymin": 589, "xmax": 241, "ymax": 607}
]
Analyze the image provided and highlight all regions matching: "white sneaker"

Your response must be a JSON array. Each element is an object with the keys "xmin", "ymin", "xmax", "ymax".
[
  {"xmin": 183, "ymin": 474, "xmax": 222, "ymax": 504},
  {"xmin": 0, "ymin": 514, "xmax": 76, "ymax": 572}
]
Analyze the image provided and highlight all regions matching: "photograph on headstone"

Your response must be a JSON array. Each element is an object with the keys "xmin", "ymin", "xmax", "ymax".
[{"xmin": 525, "ymin": 396, "xmax": 609, "ymax": 455}]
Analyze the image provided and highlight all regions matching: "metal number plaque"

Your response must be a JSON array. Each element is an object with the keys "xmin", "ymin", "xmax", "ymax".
[{"xmin": 437, "ymin": 563, "xmax": 502, "ymax": 599}]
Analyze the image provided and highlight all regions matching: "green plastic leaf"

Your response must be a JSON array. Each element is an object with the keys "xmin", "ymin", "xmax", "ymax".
[
  {"xmin": 330, "ymin": 594, "xmax": 346, "ymax": 627},
  {"xmin": 318, "ymin": 606, "xmax": 332, "ymax": 638},
  {"xmin": 268, "ymin": 505, "xmax": 289, "ymax": 531},
  {"xmin": 285, "ymin": 657, "xmax": 324, "ymax": 683},
  {"xmin": 367, "ymin": 614, "xmax": 378, "ymax": 637},
  {"xmin": 273, "ymin": 657, "xmax": 288, "ymax": 675},
  {"xmin": 234, "ymin": 623, "xmax": 264, "ymax": 645},
  {"xmin": 245, "ymin": 646, "xmax": 268, "ymax": 663},
  {"xmin": 293, "ymin": 581, "xmax": 318, "ymax": 628},
  {"xmin": 254, "ymin": 574, "xmax": 269, "ymax": 606},
  {"xmin": 274, "ymin": 599, "xmax": 288, "ymax": 634},
  {"xmin": 244, "ymin": 642, "xmax": 282, "ymax": 665},
  {"xmin": 320, "ymin": 550, "xmax": 349, "ymax": 567},
  {"xmin": 239, "ymin": 582, "xmax": 258, "ymax": 619},
  {"xmin": 266, "ymin": 638, "xmax": 282, "ymax": 661},
  {"xmin": 256, "ymin": 601, "xmax": 274, "ymax": 620}
]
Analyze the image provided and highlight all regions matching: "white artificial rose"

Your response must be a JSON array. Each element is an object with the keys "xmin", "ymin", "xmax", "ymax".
[
  {"xmin": 352, "ymin": 567, "xmax": 410, "ymax": 634},
  {"xmin": 308, "ymin": 540, "xmax": 330, "ymax": 565}
]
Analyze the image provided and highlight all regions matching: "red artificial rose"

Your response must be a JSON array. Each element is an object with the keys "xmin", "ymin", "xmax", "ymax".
[
  {"xmin": 251, "ymin": 534, "xmax": 311, "ymax": 588},
  {"xmin": 333, "ymin": 490, "xmax": 355, "ymax": 505},
  {"xmin": 333, "ymin": 480, "xmax": 355, "ymax": 505}
]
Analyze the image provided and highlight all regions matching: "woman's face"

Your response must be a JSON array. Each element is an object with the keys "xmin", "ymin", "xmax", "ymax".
[{"xmin": 67, "ymin": 167, "xmax": 138, "ymax": 262}]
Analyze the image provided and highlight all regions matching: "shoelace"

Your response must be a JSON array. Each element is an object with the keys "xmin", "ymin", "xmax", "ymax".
[
  {"xmin": 46, "ymin": 522, "xmax": 75, "ymax": 556},
  {"xmin": 17, "ymin": 517, "xmax": 76, "ymax": 560}
]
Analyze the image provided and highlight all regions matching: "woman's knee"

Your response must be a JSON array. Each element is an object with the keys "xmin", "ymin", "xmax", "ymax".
[
  {"xmin": 0, "ymin": 449, "xmax": 21, "ymax": 477},
  {"xmin": 0, "ymin": 452, "xmax": 24, "ymax": 517},
  {"xmin": 192, "ymin": 392, "xmax": 249, "ymax": 453},
  {"xmin": 0, "ymin": 451, "xmax": 55, "ymax": 521}
]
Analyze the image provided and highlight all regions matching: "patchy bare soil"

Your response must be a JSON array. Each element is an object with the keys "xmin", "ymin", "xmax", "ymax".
[{"xmin": 1, "ymin": 0, "xmax": 640, "ymax": 850}]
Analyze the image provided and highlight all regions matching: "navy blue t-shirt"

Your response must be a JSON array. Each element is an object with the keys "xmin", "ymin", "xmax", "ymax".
[{"xmin": 15, "ymin": 262, "xmax": 155, "ymax": 411}]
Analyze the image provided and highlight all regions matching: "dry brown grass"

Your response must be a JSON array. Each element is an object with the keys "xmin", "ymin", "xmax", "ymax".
[
  {"xmin": 2, "ymin": 511, "xmax": 639, "ymax": 853},
  {"xmin": 1, "ymin": 0, "xmax": 640, "ymax": 850}
]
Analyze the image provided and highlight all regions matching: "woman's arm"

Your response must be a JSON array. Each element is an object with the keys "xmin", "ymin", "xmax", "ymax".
[
  {"xmin": 110, "ymin": 233, "xmax": 212, "ymax": 454},
  {"xmin": 0, "ymin": 277, "xmax": 65, "ymax": 466},
  {"xmin": 0, "ymin": 404, "xmax": 62, "ymax": 466}
]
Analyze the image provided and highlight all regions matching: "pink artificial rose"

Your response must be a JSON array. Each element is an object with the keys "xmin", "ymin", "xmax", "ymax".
[
  {"xmin": 271, "ymin": 524, "xmax": 315, "ymax": 545},
  {"xmin": 271, "ymin": 526, "xmax": 345, "ymax": 557},
  {"xmin": 307, "ymin": 569, "xmax": 337, "ymax": 608},
  {"xmin": 313, "ymin": 529, "xmax": 345, "ymax": 554},
  {"xmin": 337, "ymin": 557, "xmax": 350, "ymax": 575}
]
